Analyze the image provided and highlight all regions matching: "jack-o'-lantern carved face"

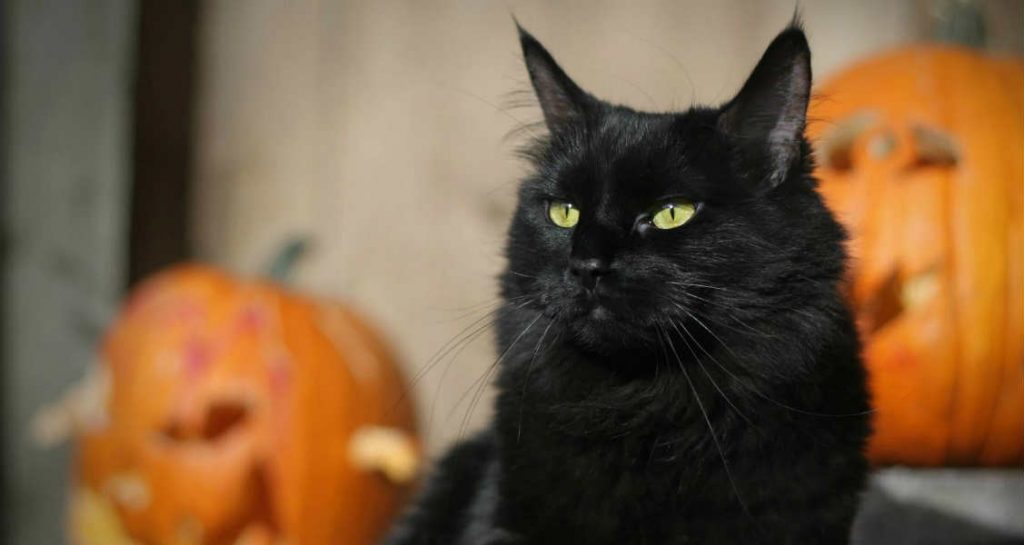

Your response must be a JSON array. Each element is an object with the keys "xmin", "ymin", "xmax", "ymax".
[
  {"xmin": 809, "ymin": 46, "xmax": 1023, "ymax": 467},
  {"xmin": 71, "ymin": 265, "xmax": 419, "ymax": 545}
]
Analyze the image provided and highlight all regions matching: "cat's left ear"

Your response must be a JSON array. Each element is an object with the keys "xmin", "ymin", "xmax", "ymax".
[
  {"xmin": 718, "ymin": 26, "xmax": 811, "ymax": 189},
  {"xmin": 518, "ymin": 24, "xmax": 592, "ymax": 133}
]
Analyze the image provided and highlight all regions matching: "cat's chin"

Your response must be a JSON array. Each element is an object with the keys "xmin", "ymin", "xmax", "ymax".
[
  {"xmin": 587, "ymin": 304, "xmax": 614, "ymax": 321},
  {"xmin": 560, "ymin": 302, "xmax": 655, "ymax": 354}
]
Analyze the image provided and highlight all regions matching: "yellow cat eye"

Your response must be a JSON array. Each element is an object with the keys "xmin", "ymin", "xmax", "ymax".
[
  {"xmin": 651, "ymin": 202, "xmax": 696, "ymax": 230},
  {"xmin": 548, "ymin": 201, "xmax": 580, "ymax": 228}
]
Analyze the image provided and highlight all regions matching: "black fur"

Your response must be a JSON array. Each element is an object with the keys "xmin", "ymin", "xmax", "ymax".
[{"xmin": 384, "ymin": 22, "xmax": 870, "ymax": 545}]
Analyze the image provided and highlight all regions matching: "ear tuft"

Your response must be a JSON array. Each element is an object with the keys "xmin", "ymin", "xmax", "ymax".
[
  {"xmin": 718, "ymin": 26, "xmax": 812, "ymax": 189},
  {"xmin": 517, "ymin": 24, "xmax": 590, "ymax": 132}
]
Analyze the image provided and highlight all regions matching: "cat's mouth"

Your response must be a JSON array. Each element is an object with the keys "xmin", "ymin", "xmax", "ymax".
[
  {"xmin": 543, "ymin": 281, "xmax": 648, "ymax": 336},
  {"xmin": 560, "ymin": 295, "xmax": 659, "ymax": 351},
  {"xmin": 565, "ymin": 290, "xmax": 627, "ymax": 324}
]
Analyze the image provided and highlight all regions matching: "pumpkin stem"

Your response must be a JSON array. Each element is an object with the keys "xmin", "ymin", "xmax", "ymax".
[{"xmin": 264, "ymin": 236, "xmax": 312, "ymax": 284}]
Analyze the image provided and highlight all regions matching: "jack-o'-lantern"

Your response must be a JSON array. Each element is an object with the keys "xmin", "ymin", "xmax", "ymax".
[
  {"xmin": 810, "ymin": 46, "xmax": 1023, "ymax": 466},
  {"xmin": 56, "ymin": 261, "xmax": 419, "ymax": 544}
]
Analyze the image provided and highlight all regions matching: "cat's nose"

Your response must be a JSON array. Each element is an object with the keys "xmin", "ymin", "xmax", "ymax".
[{"xmin": 570, "ymin": 258, "xmax": 611, "ymax": 291}]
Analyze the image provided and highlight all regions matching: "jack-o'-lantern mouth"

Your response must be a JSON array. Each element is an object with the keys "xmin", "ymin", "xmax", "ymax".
[
  {"xmin": 208, "ymin": 468, "xmax": 282, "ymax": 545},
  {"xmin": 849, "ymin": 267, "xmax": 942, "ymax": 335},
  {"xmin": 147, "ymin": 398, "xmax": 283, "ymax": 544},
  {"xmin": 157, "ymin": 398, "xmax": 252, "ymax": 444},
  {"xmin": 815, "ymin": 111, "xmax": 954, "ymax": 337}
]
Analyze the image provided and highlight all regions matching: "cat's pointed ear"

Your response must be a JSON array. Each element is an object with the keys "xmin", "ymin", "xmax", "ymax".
[
  {"xmin": 718, "ymin": 26, "xmax": 811, "ymax": 189},
  {"xmin": 518, "ymin": 25, "xmax": 591, "ymax": 132}
]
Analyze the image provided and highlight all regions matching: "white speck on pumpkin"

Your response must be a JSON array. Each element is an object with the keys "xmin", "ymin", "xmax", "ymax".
[{"xmin": 104, "ymin": 472, "xmax": 150, "ymax": 511}]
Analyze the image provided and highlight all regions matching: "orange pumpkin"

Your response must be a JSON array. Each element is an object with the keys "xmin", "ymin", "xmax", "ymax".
[
  {"xmin": 809, "ymin": 46, "xmax": 1024, "ymax": 466},
  {"xmin": 69, "ymin": 264, "xmax": 419, "ymax": 545}
]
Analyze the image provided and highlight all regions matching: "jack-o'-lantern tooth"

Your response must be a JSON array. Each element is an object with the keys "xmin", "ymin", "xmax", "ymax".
[
  {"xmin": 104, "ymin": 473, "xmax": 150, "ymax": 511},
  {"xmin": 177, "ymin": 516, "xmax": 204, "ymax": 545},
  {"xmin": 901, "ymin": 271, "xmax": 940, "ymax": 310},
  {"xmin": 349, "ymin": 426, "xmax": 421, "ymax": 484},
  {"xmin": 232, "ymin": 523, "xmax": 274, "ymax": 545}
]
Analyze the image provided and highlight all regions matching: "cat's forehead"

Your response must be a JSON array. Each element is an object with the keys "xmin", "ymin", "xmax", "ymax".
[
  {"xmin": 550, "ymin": 109, "xmax": 704, "ymax": 201},
  {"xmin": 593, "ymin": 108, "xmax": 679, "ymax": 153}
]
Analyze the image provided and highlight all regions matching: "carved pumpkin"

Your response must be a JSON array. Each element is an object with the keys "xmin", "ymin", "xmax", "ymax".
[
  {"xmin": 810, "ymin": 46, "xmax": 1024, "ymax": 466},
  {"xmin": 69, "ymin": 264, "xmax": 419, "ymax": 545}
]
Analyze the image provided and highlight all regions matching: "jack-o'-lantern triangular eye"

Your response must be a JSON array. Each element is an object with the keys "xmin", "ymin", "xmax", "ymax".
[
  {"xmin": 909, "ymin": 124, "xmax": 959, "ymax": 169},
  {"xmin": 815, "ymin": 111, "xmax": 878, "ymax": 172}
]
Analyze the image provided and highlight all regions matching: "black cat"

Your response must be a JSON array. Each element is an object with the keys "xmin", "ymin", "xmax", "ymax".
[{"xmin": 384, "ymin": 21, "xmax": 871, "ymax": 545}]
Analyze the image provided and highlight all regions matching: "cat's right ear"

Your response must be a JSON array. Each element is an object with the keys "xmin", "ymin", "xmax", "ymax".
[{"xmin": 518, "ymin": 25, "xmax": 591, "ymax": 132}]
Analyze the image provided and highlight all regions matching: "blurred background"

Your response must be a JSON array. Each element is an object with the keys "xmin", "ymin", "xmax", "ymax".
[{"xmin": 2, "ymin": 1, "xmax": 1022, "ymax": 544}]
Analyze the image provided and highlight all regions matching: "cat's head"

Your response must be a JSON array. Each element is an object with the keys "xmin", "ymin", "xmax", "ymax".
[{"xmin": 502, "ymin": 24, "xmax": 847, "ymax": 356}]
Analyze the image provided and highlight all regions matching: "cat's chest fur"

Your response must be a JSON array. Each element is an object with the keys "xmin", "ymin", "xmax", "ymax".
[
  {"xmin": 490, "ymin": 339, "xmax": 756, "ymax": 543},
  {"xmin": 481, "ymin": 312, "xmax": 867, "ymax": 545}
]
